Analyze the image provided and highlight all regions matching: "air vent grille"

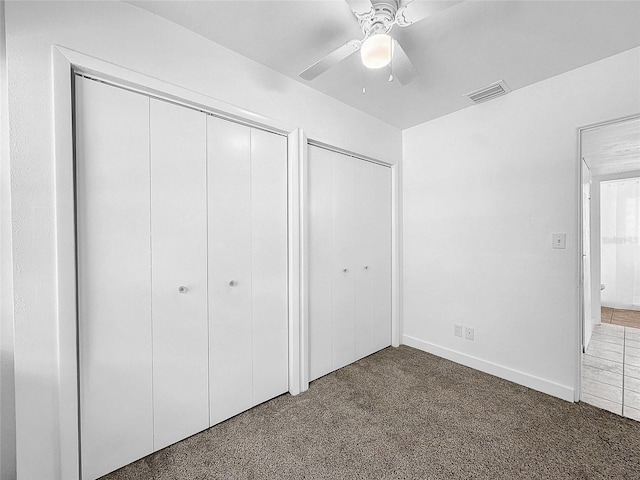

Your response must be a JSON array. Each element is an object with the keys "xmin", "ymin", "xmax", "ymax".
[{"xmin": 464, "ymin": 80, "xmax": 511, "ymax": 104}]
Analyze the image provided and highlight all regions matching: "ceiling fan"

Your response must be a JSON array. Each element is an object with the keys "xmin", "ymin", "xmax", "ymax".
[{"xmin": 299, "ymin": 0, "xmax": 462, "ymax": 85}]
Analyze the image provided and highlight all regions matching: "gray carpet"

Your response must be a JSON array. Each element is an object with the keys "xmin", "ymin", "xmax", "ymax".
[{"xmin": 102, "ymin": 346, "xmax": 640, "ymax": 479}]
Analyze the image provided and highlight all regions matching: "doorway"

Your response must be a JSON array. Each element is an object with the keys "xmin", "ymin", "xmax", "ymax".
[{"xmin": 580, "ymin": 115, "xmax": 640, "ymax": 420}]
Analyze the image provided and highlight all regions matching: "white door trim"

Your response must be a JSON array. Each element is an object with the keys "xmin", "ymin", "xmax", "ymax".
[
  {"xmin": 288, "ymin": 129, "xmax": 308, "ymax": 394},
  {"xmin": 51, "ymin": 45, "xmax": 302, "ymax": 480}
]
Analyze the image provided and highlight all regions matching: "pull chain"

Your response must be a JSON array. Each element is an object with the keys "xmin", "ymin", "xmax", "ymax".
[
  {"xmin": 362, "ymin": 63, "xmax": 367, "ymax": 94},
  {"xmin": 388, "ymin": 36, "xmax": 394, "ymax": 82}
]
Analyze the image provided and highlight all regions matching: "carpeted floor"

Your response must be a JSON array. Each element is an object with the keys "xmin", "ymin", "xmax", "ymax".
[{"xmin": 102, "ymin": 346, "xmax": 640, "ymax": 479}]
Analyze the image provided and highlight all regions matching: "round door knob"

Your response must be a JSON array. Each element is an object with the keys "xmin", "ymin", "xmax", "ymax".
[
  {"xmin": 229, "ymin": 280, "xmax": 238, "ymax": 287},
  {"xmin": 178, "ymin": 286, "xmax": 188, "ymax": 293},
  {"xmin": 343, "ymin": 268, "xmax": 348, "ymax": 273}
]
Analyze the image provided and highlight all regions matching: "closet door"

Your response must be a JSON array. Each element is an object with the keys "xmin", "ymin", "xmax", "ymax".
[
  {"xmin": 208, "ymin": 117, "xmax": 253, "ymax": 424},
  {"xmin": 354, "ymin": 160, "xmax": 376, "ymax": 360},
  {"xmin": 373, "ymin": 164, "xmax": 393, "ymax": 349},
  {"xmin": 308, "ymin": 146, "xmax": 333, "ymax": 380},
  {"xmin": 150, "ymin": 99, "xmax": 209, "ymax": 450},
  {"xmin": 331, "ymin": 152, "xmax": 356, "ymax": 371},
  {"xmin": 76, "ymin": 77, "xmax": 153, "ymax": 480},
  {"xmin": 308, "ymin": 145, "xmax": 393, "ymax": 381},
  {"xmin": 251, "ymin": 129, "xmax": 289, "ymax": 405}
]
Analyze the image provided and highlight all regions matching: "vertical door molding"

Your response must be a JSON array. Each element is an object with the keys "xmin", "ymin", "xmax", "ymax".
[
  {"xmin": 289, "ymin": 129, "xmax": 308, "ymax": 394},
  {"xmin": 390, "ymin": 163, "xmax": 401, "ymax": 348},
  {"xmin": 52, "ymin": 47, "xmax": 80, "ymax": 480}
]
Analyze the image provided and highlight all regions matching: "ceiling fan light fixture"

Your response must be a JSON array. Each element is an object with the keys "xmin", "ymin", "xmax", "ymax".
[{"xmin": 360, "ymin": 33, "xmax": 393, "ymax": 69}]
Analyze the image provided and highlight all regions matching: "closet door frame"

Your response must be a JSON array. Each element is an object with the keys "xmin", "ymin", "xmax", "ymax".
[
  {"xmin": 303, "ymin": 140, "xmax": 401, "ymax": 361},
  {"xmin": 51, "ymin": 47, "xmax": 303, "ymax": 480}
]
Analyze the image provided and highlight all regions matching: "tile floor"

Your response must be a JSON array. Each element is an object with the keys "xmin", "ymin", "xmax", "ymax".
[
  {"xmin": 582, "ymin": 321, "xmax": 640, "ymax": 421},
  {"xmin": 601, "ymin": 306, "xmax": 640, "ymax": 329}
]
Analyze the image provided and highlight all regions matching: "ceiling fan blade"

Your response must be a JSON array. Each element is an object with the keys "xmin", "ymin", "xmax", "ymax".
[
  {"xmin": 392, "ymin": 39, "xmax": 418, "ymax": 85},
  {"xmin": 344, "ymin": 0, "xmax": 375, "ymax": 16},
  {"xmin": 396, "ymin": 0, "xmax": 464, "ymax": 26},
  {"xmin": 299, "ymin": 40, "xmax": 361, "ymax": 81}
]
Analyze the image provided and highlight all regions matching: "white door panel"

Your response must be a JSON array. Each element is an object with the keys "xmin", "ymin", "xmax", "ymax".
[
  {"xmin": 308, "ymin": 146, "xmax": 333, "ymax": 381},
  {"xmin": 208, "ymin": 116, "xmax": 253, "ymax": 425},
  {"xmin": 77, "ymin": 77, "xmax": 290, "ymax": 477},
  {"xmin": 76, "ymin": 77, "xmax": 153, "ymax": 480},
  {"xmin": 308, "ymin": 145, "xmax": 392, "ymax": 381},
  {"xmin": 331, "ymin": 152, "xmax": 356, "ymax": 371},
  {"xmin": 373, "ymin": 164, "xmax": 393, "ymax": 350},
  {"xmin": 250, "ymin": 129, "xmax": 289, "ymax": 404},
  {"xmin": 354, "ymin": 160, "xmax": 376, "ymax": 360},
  {"xmin": 150, "ymin": 99, "xmax": 209, "ymax": 450}
]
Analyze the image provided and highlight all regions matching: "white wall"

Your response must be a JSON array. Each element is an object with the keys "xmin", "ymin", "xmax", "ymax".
[
  {"xmin": 3, "ymin": 1, "xmax": 401, "ymax": 478},
  {"xmin": 0, "ymin": 1, "xmax": 16, "ymax": 479},
  {"xmin": 402, "ymin": 47, "xmax": 640, "ymax": 401}
]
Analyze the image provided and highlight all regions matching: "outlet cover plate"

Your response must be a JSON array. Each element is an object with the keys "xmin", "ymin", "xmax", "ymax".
[
  {"xmin": 465, "ymin": 327, "xmax": 474, "ymax": 341},
  {"xmin": 454, "ymin": 324, "xmax": 463, "ymax": 337}
]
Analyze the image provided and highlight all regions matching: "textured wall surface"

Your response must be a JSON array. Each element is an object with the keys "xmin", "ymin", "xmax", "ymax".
[{"xmin": 402, "ymin": 47, "xmax": 640, "ymax": 401}]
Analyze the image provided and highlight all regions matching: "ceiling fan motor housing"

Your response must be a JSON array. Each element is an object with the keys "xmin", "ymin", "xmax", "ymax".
[
  {"xmin": 358, "ymin": 1, "xmax": 399, "ymax": 36},
  {"xmin": 298, "ymin": 0, "xmax": 420, "ymax": 85}
]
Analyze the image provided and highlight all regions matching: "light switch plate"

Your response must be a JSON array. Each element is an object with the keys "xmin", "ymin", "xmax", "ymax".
[{"xmin": 552, "ymin": 233, "xmax": 566, "ymax": 249}]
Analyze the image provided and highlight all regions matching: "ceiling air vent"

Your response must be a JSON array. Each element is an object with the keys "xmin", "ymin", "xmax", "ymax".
[{"xmin": 464, "ymin": 80, "xmax": 511, "ymax": 104}]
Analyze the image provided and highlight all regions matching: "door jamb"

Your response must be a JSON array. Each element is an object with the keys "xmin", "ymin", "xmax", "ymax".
[{"xmin": 576, "ymin": 113, "xmax": 640, "ymax": 403}]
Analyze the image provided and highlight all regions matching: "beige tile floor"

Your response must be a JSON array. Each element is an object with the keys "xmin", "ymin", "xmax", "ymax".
[
  {"xmin": 601, "ymin": 306, "xmax": 640, "ymax": 329},
  {"xmin": 582, "ymin": 319, "xmax": 640, "ymax": 420}
]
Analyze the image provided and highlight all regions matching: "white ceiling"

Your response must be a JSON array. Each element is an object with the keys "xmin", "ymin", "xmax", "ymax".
[
  {"xmin": 583, "ymin": 117, "xmax": 640, "ymax": 177},
  {"xmin": 129, "ymin": 0, "xmax": 640, "ymax": 129}
]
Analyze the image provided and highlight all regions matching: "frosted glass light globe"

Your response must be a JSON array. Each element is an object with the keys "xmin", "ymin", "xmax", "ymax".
[{"xmin": 360, "ymin": 33, "xmax": 393, "ymax": 69}]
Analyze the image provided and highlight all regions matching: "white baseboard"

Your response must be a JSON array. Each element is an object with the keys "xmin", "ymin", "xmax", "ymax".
[
  {"xmin": 601, "ymin": 303, "xmax": 640, "ymax": 311},
  {"xmin": 402, "ymin": 335, "xmax": 575, "ymax": 402}
]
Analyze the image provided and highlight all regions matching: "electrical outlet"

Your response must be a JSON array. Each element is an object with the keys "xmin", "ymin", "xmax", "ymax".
[
  {"xmin": 454, "ymin": 324, "xmax": 463, "ymax": 337},
  {"xmin": 464, "ymin": 327, "xmax": 474, "ymax": 341}
]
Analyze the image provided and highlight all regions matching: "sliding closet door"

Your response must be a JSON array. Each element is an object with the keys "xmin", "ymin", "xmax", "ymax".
[
  {"xmin": 308, "ymin": 147, "xmax": 333, "ymax": 380},
  {"xmin": 208, "ymin": 117, "xmax": 253, "ymax": 424},
  {"xmin": 331, "ymin": 153, "xmax": 356, "ymax": 371},
  {"xmin": 354, "ymin": 160, "xmax": 376, "ymax": 360},
  {"xmin": 150, "ymin": 99, "xmax": 209, "ymax": 450},
  {"xmin": 76, "ymin": 77, "xmax": 153, "ymax": 480},
  {"xmin": 373, "ymin": 164, "xmax": 393, "ymax": 349},
  {"xmin": 251, "ymin": 129, "xmax": 289, "ymax": 405}
]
